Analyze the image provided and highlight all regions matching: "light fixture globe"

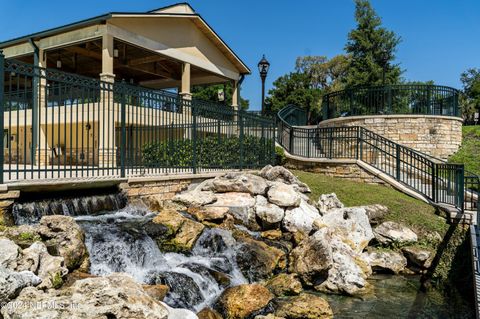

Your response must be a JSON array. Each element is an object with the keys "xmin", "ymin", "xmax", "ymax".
[{"xmin": 258, "ymin": 55, "xmax": 270, "ymax": 78}]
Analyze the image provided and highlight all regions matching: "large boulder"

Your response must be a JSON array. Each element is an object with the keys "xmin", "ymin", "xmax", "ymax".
[
  {"xmin": 314, "ymin": 231, "xmax": 371, "ymax": 296},
  {"xmin": 274, "ymin": 293, "xmax": 333, "ymax": 319},
  {"xmin": 236, "ymin": 237, "xmax": 286, "ymax": 282},
  {"xmin": 316, "ymin": 193, "xmax": 344, "ymax": 215},
  {"xmin": 0, "ymin": 266, "xmax": 41, "ymax": 305},
  {"xmin": 267, "ymin": 183, "xmax": 301, "ymax": 208},
  {"xmin": 265, "ymin": 273, "xmax": 303, "ymax": 297},
  {"xmin": 402, "ymin": 246, "xmax": 434, "ymax": 270},
  {"xmin": 198, "ymin": 308, "xmax": 223, "ymax": 319},
  {"xmin": 0, "ymin": 237, "xmax": 21, "ymax": 269},
  {"xmin": 361, "ymin": 204, "xmax": 389, "ymax": 224},
  {"xmin": 208, "ymin": 192, "xmax": 257, "ymax": 228},
  {"xmin": 1, "ymin": 273, "xmax": 170, "ymax": 319},
  {"xmin": 374, "ymin": 221, "xmax": 418, "ymax": 245},
  {"xmin": 317, "ymin": 207, "xmax": 374, "ymax": 253},
  {"xmin": 217, "ymin": 284, "xmax": 274, "ymax": 319},
  {"xmin": 188, "ymin": 206, "xmax": 229, "ymax": 223},
  {"xmin": 288, "ymin": 228, "xmax": 333, "ymax": 286},
  {"xmin": 362, "ymin": 249, "xmax": 407, "ymax": 274},
  {"xmin": 37, "ymin": 215, "xmax": 87, "ymax": 270},
  {"xmin": 260, "ymin": 165, "xmax": 311, "ymax": 193},
  {"xmin": 161, "ymin": 302, "xmax": 198, "ymax": 319},
  {"xmin": 16, "ymin": 241, "xmax": 69, "ymax": 289},
  {"xmin": 174, "ymin": 191, "xmax": 217, "ymax": 207},
  {"xmin": 150, "ymin": 209, "xmax": 205, "ymax": 252},
  {"xmin": 283, "ymin": 199, "xmax": 320, "ymax": 234},
  {"xmin": 255, "ymin": 195, "xmax": 285, "ymax": 227},
  {"xmin": 211, "ymin": 173, "xmax": 268, "ymax": 195}
]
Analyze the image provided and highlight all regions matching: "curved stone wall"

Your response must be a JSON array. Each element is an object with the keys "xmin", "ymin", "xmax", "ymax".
[{"xmin": 319, "ymin": 115, "xmax": 463, "ymax": 160}]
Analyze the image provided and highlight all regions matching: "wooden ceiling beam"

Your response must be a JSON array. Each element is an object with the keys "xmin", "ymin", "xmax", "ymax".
[{"xmin": 128, "ymin": 55, "xmax": 167, "ymax": 66}]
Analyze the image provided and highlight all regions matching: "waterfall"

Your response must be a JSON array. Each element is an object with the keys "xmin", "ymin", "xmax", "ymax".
[
  {"xmin": 12, "ymin": 193, "xmax": 128, "ymax": 225},
  {"xmin": 76, "ymin": 207, "xmax": 247, "ymax": 312}
]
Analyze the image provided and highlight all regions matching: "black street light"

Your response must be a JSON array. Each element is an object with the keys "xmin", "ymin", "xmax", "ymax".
[{"xmin": 258, "ymin": 55, "xmax": 270, "ymax": 114}]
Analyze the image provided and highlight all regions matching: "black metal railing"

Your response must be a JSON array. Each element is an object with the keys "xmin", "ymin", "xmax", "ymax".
[
  {"xmin": 0, "ymin": 56, "xmax": 276, "ymax": 182},
  {"xmin": 322, "ymin": 84, "xmax": 460, "ymax": 120},
  {"xmin": 277, "ymin": 105, "xmax": 479, "ymax": 216}
]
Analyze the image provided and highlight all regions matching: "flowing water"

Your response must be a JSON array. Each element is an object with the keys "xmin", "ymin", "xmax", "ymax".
[
  {"xmin": 74, "ymin": 206, "xmax": 247, "ymax": 312},
  {"xmin": 11, "ymin": 194, "xmax": 473, "ymax": 317}
]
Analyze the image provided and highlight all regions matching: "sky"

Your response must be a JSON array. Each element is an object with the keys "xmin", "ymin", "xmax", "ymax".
[{"xmin": 0, "ymin": 0, "xmax": 479, "ymax": 111}]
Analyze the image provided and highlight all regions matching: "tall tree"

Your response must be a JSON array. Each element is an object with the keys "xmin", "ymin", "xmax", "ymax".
[
  {"xmin": 460, "ymin": 68, "xmax": 480, "ymax": 121},
  {"xmin": 191, "ymin": 83, "xmax": 249, "ymax": 110},
  {"xmin": 345, "ymin": 0, "xmax": 402, "ymax": 87},
  {"xmin": 266, "ymin": 55, "xmax": 349, "ymax": 122}
]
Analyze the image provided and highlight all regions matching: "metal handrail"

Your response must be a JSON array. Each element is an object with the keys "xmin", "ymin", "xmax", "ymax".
[
  {"xmin": 322, "ymin": 84, "xmax": 460, "ymax": 120},
  {"xmin": 277, "ymin": 105, "xmax": 479, "ymax": 215}
]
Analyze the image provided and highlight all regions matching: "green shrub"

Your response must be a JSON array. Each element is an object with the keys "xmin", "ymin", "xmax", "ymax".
[
  {"xmin": 275, "ymin": 146, "xmax": 287, "ymax": 166},
  {"xmin": 142, "ymin": 135, "xmax": 274, "ymax": 168}
]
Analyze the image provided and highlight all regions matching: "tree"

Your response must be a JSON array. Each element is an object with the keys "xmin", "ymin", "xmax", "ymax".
[
  {"xmin": 460, "ymin": 68, "xmax": 480, "ymax": 121},
  {"xmin": 265, "ymin": 72, "xmax": 322, "ymax": 121},
  {"xmin": 265, "ymin": 55, "xmax": 350, "ymax": 122},
  {"xmin": 344, "ymin": 0, "xmax": 402, "ymax": 87},
  {"xmin": 191, "ymin": 83, "xmax": 249, "ymax": 110}
]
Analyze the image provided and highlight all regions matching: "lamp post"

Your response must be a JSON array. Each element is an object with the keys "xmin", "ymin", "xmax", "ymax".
[
  {"xmin": 379, "ymin": 48, "xmax": 390, "ymax": 85},
  {"xmin": 258, "ymin": 55, "xmax": 270, "ymax": 114}
]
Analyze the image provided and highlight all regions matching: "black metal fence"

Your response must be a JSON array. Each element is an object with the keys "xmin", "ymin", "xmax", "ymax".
[
  {"xmin": 0, "ymin": 55, "xmax": 275, "ymax": 183},
  {"xmin": 322, "ymin": 84, "xmax": 460, "ymax": 120},
  {"xmin": 277, "ymin": 105, "xmax": 479, "ymax": 215}
]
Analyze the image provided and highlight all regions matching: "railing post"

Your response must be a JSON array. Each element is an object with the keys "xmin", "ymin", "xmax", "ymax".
[
  {"xmin": 289, "ymin": 128, "xmax": 294, "ymax": 154},
  {"xmin": 0, "ymin": 50, "xmax": 4, "ymax": 184},
  {"xmin": 457, "ymin": 165, "xmax": 465, "ymax": 211},
  {"xmin": 396, "ymin": 144, "xmax": 401, "ymax": 180},
  {"xmin": 432, "ymin": 163, "xmax": 437, "ymax": 203},
  {"xmin": 359, "ymin": 127, "xmax": 363, "ymax": 161},
  {"xmin": 328, "ymin": 127, "xmax": 333, "ymax": 159},
  {"xmin": 387, "ymin": 86, "xmax": 392, "ymax": 114},
  {"xmin": 192, "ymin": 99, "xmax": 197, "ymax": 174},
  {"xmin": 239, "ymin": 110, "xmax": 244, "ymax": 170},
  {"xmin": 120, "ymin": 81, "xmax": 126, "ymax": 178}
]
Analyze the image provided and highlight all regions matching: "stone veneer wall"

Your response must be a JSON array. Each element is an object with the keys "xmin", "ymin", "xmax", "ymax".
[
  {"xmin": 319, "ymin": 115, "xmax": 463, "ymax": 160},
  {"xmin": 285, "ymin": 159, "xmax": 387, "ymax": 185}
]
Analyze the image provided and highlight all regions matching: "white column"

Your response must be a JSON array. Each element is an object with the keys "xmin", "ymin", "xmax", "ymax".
[
  {"xmin": 37, "ymin": 48, "xmax": 50, "ymax": 166},
  {"xmin": 231, "ymin": 80, "xmax": 239, "ymax": 111},
  {"xmin": 180, "ymin": 62, "xmax": 192, "ymax": 100},
  {"xmin": 99, "ymin": 33, "xmax": 116, "ymax": 167}
]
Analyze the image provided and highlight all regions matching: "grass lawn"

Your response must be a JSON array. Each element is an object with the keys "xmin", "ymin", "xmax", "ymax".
[
  {"xmin": 449, "ymin": 126, "xmax": 480, "ymax": 175},
  {"xmin": 293, "ymin": 170, "xmax": 448, "ymax": 242}
]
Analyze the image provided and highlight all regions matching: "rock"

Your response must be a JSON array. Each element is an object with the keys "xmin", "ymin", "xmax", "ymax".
[
  {"xmin": 402, "ymin": 246, "xmax": 434, "ymax": 269},
  {"xmin": 37, "ymin": 215, "xmax": 87, "ymax": 270},
  {"xmin": 0, "ymin": 266, "xmax": 41, "ymax": 304},
  {"xmin": 208, "ymin": 192, "xmax": 257, "ymax": 228},
  {"xmin": 188, "ymin": 206, "xmax": 229, "ymax": 222},
  {"xmin": 16, "ymin": 241, "xmax": 69, "ymax": 289},
  {"xmin": 267, "ymin": 183, "xmax": 301, "ymax": 207},
  {"xmin": 317, "ymin": 193, "xmax": 344, "ymax": 214},
  {"xmin": 218, "ymin": 284, "xmax": 274, "ymax": 319},
  {"xmin": 265, "ymin": 273, "xmax": 303, "ymax": 296},
  {"xmin": 151, "ymin": 209, "xmax": 205, "ymax": 252},
  {"xmin": 198, "ymin": 308, "xmax": 223, "ymax": 319},
  {"xmin": 314, "ymin": 229, "xmax": 371, "ymax": 295},
  {"xmin": 142, "ymin": 284, "xmax": 170, "ymax": 302},
  {"xmin": 288, "ymin": 228, "xmax": 333, "ymax": 286},
  {"xmin": 0, "ymin": 225, "xmax": 41, "ymax": 248},
  {"xmin": 174, "ymin": 191, "xmax": 217, "ymax": 207},
  {"xmin": 374, "ymin": 221, "xmax": 418, "ymax": 245},
  {"xmin": 261, "ymin": 230, "xmax": 283, "ymax": 240},
  {"xmin": 362, "ymin": 249, "xmax": 407, "ymax": 274},
  {"xmin": 255, "ymin": 315, "xmax": 285, "ymax": 319},
  {"xmin": 212, "ymin": 173, "xmax": 268, "ymax": 195},
  {"xmin": 2, "ymin": 273, "xmax": 170, "ymax": 319},
  {"xmin": 0, "ymin": 198, "xmax": 16, "ymax": 226},
  {"xmin": 236, "ymin": 237, "xmax": 286, "ymax": 281},
  {"xmin": 283, "ymin": 199, "xmax": 320, "ymax": 234},
  {"xmin": 260, "ymin": 165, "xmax": 311, "ymax": 193},
  {"xmin": 0, "ymin": 237, "xmax": 20, "ymax": 269},
  {"xmin": 318, "ymin": 207, "xmax": 374, "ymax": 253},
  {"xmin": 362, "ymin": 204, "xmax": 389, "ymax": 224},
  {"xmin": 156, "ymin": 271, "xmax": 204, "ymax": 309},
  {"xmin": 161, "ymin": 302, "xmax": 198, "ymax": 319},
  {"xmin": 274, "ymin": 293, "xmax": 333, "ymax": 319},
  {"xmin": 255, "ymin": 195, "xmax": 285, "ymax": 227}
]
